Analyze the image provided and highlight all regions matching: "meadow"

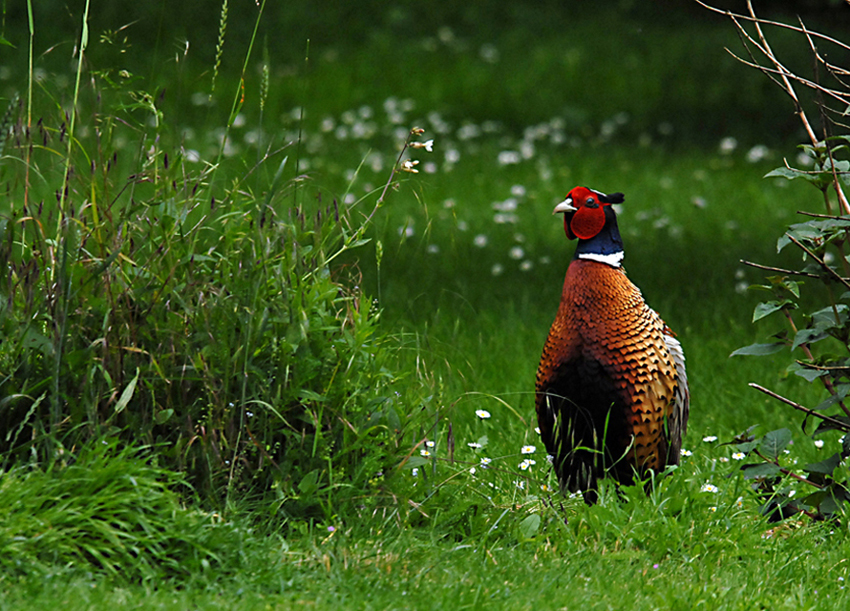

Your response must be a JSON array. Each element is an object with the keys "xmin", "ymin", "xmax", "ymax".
[{"xmin": 1, "ymin": 1, "xmax": 850, "ymax": 609}]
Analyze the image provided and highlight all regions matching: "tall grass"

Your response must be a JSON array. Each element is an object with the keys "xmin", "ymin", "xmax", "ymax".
[{"xmin": 0, "ymin": 0, "xmax": 436, "ymax": 529}]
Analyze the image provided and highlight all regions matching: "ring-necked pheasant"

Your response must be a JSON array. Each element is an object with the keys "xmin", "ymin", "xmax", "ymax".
[{"xmin": 535, "ymin": 186, "xmax": 689, "ymax": 501}]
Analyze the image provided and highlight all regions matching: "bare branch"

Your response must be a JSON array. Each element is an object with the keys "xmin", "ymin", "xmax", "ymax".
[
  {"xmin": 745, "ymin": 0, "xmax": 819, "ymax": 146},
  {"xmin": 694, "ymin": 1, "xmax": 850, "ymax": 53}
]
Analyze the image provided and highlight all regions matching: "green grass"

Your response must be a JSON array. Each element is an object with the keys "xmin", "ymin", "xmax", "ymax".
[{"xmin": 1, "ymin": 1, "xmax": 850, "ymax": 608}]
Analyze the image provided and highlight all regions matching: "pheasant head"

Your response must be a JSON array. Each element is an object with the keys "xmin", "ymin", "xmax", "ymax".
[{"xmin": 553, "ymin": 186, "xmax": 626, "ymax": 267}]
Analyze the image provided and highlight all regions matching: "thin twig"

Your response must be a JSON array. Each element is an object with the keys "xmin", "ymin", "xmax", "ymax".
[
  {"xmin": 796, "ymin": 210, "xmax": 850, "ymax": 220},
  {"xmin": 694, "ymin": 1, "xmax": 850, "ymax": 53},
  {"xmin": 796, "ymin": 360, "xmax": 850, "ymax": 374},
  {"xmin": 749, "ymin": 383, "xmax": 849, "ymax": 431},
  {"xmin": 739, "ymin": 259, "xmax": 820, "ymax": 279},
  {"xmin": 750, "ymin": 449, "xmax": 824, "ymax": 489},
  {"xmin": 785, "ymin": 234, "xmax": 850, "ymax": 292}
]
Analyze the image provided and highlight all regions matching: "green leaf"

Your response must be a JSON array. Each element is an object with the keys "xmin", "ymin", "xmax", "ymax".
[
  {"xmin": 114, "ymin": 368, "xmax": 140, "ymax": 414},
  {"xmin": 783, "ymin": 279, "xmax": 801, "ymax": 298},
  {"xmin": 298, "ymin": 469, "xmax": 320, "ymax": 496},
  {"xmin": 735, "ymin": 440, "xmax": 759, "ymax": 454},
  {"xmin": 752, "ymin": 300, "xmax": 789, "ymax": 322},
  {"xmin": 786, "ymin": 361, "xmax": 826, "ymax": 382},
  {"xmin": 791, "ymin": 328, "xmax": 828, "ymax": 351},
  {"xmin": 817, "ymin": 489, "xmax": 850, "ymax": 516},
  {"xmin": 804, "ymin": 451, "xmax": 842, "ymax": 475},
  {"xmin": 730, "ymin": 343, "xmax": 785, "ymax": 357},
  {"xmin": 404, "ymin": 456, "xmax": 429, "ymax": 470},
  {"xmin": 298, "ymin": 389, "xmax": 327, "ymax": 403},
  {"xmin": 814, "ymin": 415, "xmax": 850, "ymax": 436},
  {"xmin": 812, "ymin": 384, "xmax": 850, "ymax": 412},
  {"xmin": 154, "ymin": 409, "xmax": 174, "ymax": 425},
  {"xmin": 741, "ymin": 462, "xmax": 782, "ymax": 479},
  {"xmin": 764, "ymin": 167, "xmax": 810, "ymax": 181},
  {"xmin": 759, "ymin": 428, "xmax": 792, "ymax": 459},
  {"xmin": 518, "ymin": 514, "xmax": 541, "ymax": 539}
]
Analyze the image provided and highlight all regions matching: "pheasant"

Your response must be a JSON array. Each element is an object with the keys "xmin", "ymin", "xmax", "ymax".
[{"xmin": 535, "ymin": 186, "xmax": 689, "ymax": 501}]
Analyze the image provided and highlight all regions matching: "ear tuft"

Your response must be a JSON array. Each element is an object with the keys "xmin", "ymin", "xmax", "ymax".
[{"xmin": 601, "ymin": 192, "xmax": 625, "ymax": 204}]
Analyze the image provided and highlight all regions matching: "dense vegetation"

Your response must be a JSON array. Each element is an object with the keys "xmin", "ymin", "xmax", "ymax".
[{"xmin": 1, "ymin": 1, "xmax": 850, "ymax": 608}]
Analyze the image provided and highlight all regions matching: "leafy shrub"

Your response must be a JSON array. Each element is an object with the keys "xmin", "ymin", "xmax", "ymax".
[{"xmin": 704, "ymin": 2, "xmax": 850, "ymax": 520}]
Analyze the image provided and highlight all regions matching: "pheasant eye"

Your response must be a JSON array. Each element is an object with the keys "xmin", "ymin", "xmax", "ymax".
[{"xmin": 585, "ymin": 197, "xmax": 598, "ymax": 208}]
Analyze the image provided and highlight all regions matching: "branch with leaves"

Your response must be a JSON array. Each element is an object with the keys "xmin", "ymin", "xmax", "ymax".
[{"xmin": 700, "ymin": 0, "xmax": 850, "ymax": 520}]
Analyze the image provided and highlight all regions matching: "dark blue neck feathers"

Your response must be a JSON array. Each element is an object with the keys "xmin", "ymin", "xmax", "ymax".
[{"xmin": 573, "ymin": 208, "xmax": 624, "ymax": 266}]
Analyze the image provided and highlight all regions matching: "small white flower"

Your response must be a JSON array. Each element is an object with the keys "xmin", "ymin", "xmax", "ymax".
[
  {"xmin": 508, "ymin": 246, "xmax": 525, "ymax": 260},
  {"xmin": 475, "ymin": 409, "xmax": 491, "ymax": 420},
  {"xmin": 680, "ymin": 449, "xmax": 692, "ymax": 457},
  {"xmin": 473, "ymin": 234, "xmax": 488, "ymax": 248},
  {"xmin": 412, "ymin": 468, "xmax": 419, "ymax": 477},
  {"xmin": 469, "ymin": 467, "xmax": 476, "ymax": 475},
  {"xmin": 480, "ymin": 457, "xmax": 492, "ymax": 468},
  {"xmin": 410, "ymin": 139, "xmax": 434, "ymax": 152},
  {"xmin": 746, "ymin": 144, "xmax": 769, "ymax": 163},
  {"xmin": 519, "ymin": 460, "xmax": 532, "ymax": 471},
  {"xmin": 467, "ymin": 442, "xmax": 482, "ymax": 449},
  {"xmin": 497, "ymin": 150, "xmax": 521, "ymax": 165},
  {"xmin": 521, "ymin": 445, "xmax": 536, "ymax": 454},
  {"xmin": 702, "ymin": 435, "xmax": 718, "ymax": 443},
  {"xmin": 425, "ymin": 440, "xmax": 435, "ymax": 448},
  {"xmin": 708, "ymin": 506, "xmax": 717, "ymax": 512},
  {"xmin": 401, "ymin": 159, "xmax": 419, "ymax": 173},
  {"xmin": 534, "ymin": 427, "xmax": 541, "ymax": 434},
  {"xmin": 732, "ymin": 452, "xmax": 746, "ymax": 460},
  {"xmin": 814, "ymin": 439, "xmax": 825, "ymax": 449},
  {"xmin": 719, "ymin": 136, "xmax": 737, "ymax": 154},
  {"xmin": 718, "ymin": 456, "xmax": 730, "ymax": 463},
  {"xmin": 420, "ymin": 449, "xmax": 431, "ymax": 457},
  {"xmin": 701, "ymin": 483, "xmax": 719, "ymax": 493},
  {"xmin": 491, "ymin": 263, "xmax": 504, "ymax": 276}
]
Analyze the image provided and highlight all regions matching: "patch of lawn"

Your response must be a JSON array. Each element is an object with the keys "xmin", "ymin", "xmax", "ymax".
[{"xmin": 0, "ymin": 2, "xmax": 847, "ymax": 608}]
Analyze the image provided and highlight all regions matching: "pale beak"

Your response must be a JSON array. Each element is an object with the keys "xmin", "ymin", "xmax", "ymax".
[{"xmin": 553, "ymin": 198, "xmax": 576, "ymax": 214}]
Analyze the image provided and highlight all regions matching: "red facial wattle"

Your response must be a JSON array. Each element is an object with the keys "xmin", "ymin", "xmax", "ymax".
[{"xmin": 569, "ymin": 205, "xmax": 606, "ymax": 240}]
